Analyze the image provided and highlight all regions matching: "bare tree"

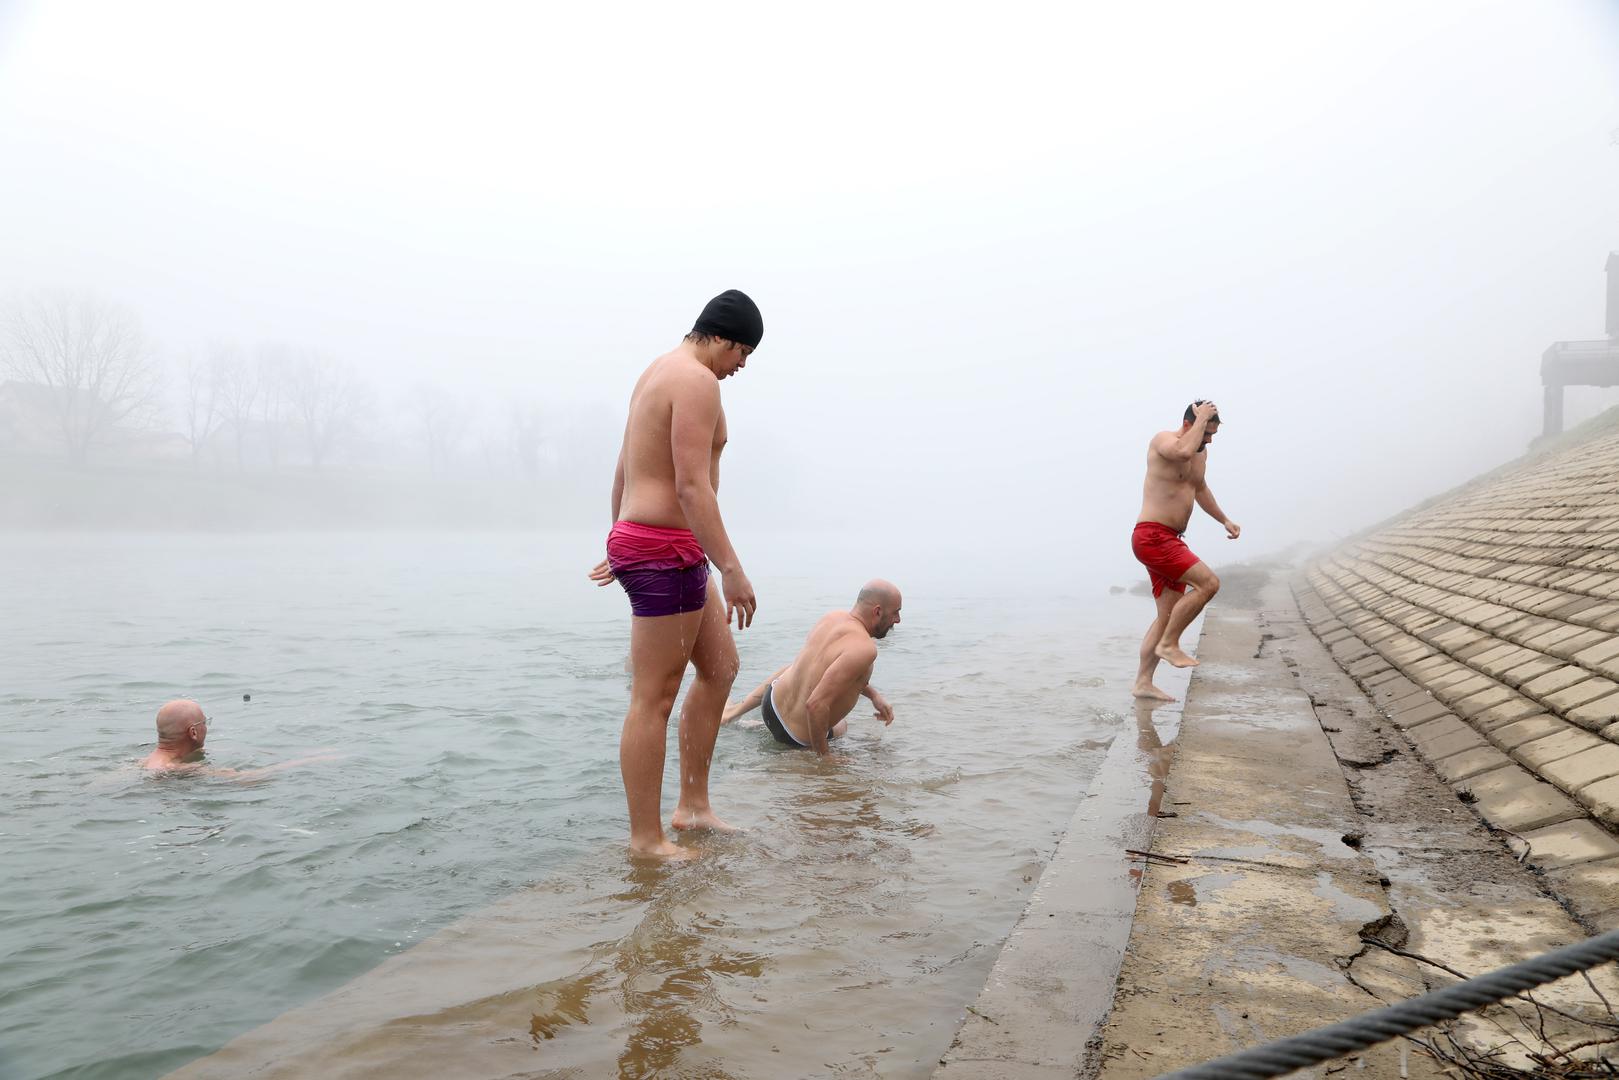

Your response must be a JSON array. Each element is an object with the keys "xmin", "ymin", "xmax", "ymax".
[
  {"xmin": 284, "ymin": 351, "xmax": 369, "ymax": 469},
  {"xmin": 255, "ymin": 343, "xmax": 290, "ymax": 469},
  {"xmin": 511, "ymin": 404, "xmax": 544, "ymax": 482},
  {"xmin": 408, "ymin": 383, "xmax": 470, "ymax": 475},
  {"xmin": 0, "ymin": 292, "xmax": 163, "ymax": 465},
  {"xmin": 178, "ymin": 346, "xmax": 227, "ymax": 468},
  {"xmin": 215, "ymin": 349, "xmax": 260, "ymax": 471}
]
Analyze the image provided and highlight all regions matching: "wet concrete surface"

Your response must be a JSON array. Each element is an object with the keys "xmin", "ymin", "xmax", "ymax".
[
  {"xmin": 943, "ymin": 567, "xmax": 1619, "ymax": 1080},
  {"xmin": 936, "ymin": 676, "xmax": 1184, "ymax": 1079}
]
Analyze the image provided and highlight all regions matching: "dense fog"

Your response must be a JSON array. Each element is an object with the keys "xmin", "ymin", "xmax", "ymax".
[{"xmin": 2, "ymin": 2, "xmax": 1617, "ymax": 586}]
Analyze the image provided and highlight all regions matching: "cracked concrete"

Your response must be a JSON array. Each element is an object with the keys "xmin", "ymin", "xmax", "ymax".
[{"xmin": 941, "ymin": 565, "xmax": 1619, "ymax": 1079}]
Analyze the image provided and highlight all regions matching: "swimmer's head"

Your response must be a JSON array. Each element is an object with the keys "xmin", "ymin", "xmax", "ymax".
[
  {"xmin": 1182, "ymin": 400, "xmax": 1221, "ymax": 451},
  {"xmin": 155, "ymin": 699, "xmax": 208, "ymax": 753},
  {"xmin": 688, "ymin": 289, "xmax": 762, "ymax": 379},
  {"xmin": 855, "ymin": 579, "xmax": 903, "ymax": 639}
]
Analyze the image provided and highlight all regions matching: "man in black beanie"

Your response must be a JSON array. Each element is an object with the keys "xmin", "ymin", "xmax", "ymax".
[{"xmin": 588, "ymin": 289, "xmax": 763, "ymax": 859}]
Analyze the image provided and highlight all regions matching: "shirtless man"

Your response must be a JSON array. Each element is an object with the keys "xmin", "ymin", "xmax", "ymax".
[
  {"xmin": 141, "ymin": 699, "xmax": 337, "ymax": 778},
  {"xmin": 720, "ymin": 580, "xmax": 901, "ymax": 756},
  {"xmin": 1131, "ymin": 401, "xmax": 1241, "ymax": 699},
  {"xmin": 588, "ymin": 289, "xmax": 762, "ymax": 858}
]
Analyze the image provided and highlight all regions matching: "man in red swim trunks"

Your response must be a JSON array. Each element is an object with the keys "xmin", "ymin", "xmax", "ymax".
[
  {"xmin": 1131, "ymin": 400, "xmax": 1241, "ymax": 700},
  {"xmin": 588, "ymin": 289, "xmax": 762, "ymax": 859}
]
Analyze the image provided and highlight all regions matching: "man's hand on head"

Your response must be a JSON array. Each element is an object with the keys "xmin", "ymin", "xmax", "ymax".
[
  {"xmin": 1224, "ymin": 520, "xmax": 1241, "ymax": 540},
  {"xmin": 1193, "ymin": 401, "xmax": 1219, "ymax": 423}
]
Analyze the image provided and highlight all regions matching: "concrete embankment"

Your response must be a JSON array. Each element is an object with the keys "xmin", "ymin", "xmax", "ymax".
[
  {"xmin": 941, "ymin": 561, "xmax": 1619, "ymax": 1078},
  {"xmin": 1304, "ymin": 418, "xmax": 1619, "ymax": 921}
]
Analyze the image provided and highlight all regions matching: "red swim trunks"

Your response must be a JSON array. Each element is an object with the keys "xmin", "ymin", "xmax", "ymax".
[
  {"xmin": 1132, "ymin": 521, "xmax": 1201, "ymax": 598},
  {"xmin": 606, "ymin": 521, "xmax": 710, "ymax": 617}
]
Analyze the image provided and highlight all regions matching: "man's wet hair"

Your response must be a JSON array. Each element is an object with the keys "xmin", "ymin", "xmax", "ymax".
[{"xmin": 1184, "ymin": 400, "xmax": 1221, "ymax": 425}]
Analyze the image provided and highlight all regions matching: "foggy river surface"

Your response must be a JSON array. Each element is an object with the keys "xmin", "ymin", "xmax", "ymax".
[{"xmin": 0, "ymin": 532, "xmax": 1156, "ymax": 1079}]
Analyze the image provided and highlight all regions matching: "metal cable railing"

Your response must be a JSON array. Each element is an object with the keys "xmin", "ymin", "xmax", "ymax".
[{"xmin": 1156, "ymin": 929, "xmax": 1619, "ymax": 1080}]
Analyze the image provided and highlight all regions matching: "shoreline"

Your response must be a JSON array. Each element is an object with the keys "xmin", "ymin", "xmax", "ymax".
[{"xmin": 942, "ymin": 564, "xmax": 1619, "ymax": 1078}]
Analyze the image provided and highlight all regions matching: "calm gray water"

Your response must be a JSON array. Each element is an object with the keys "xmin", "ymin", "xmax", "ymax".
[{"xmin": 0, "ymin": 532, "xmax": 1152, "ymax": 1079}]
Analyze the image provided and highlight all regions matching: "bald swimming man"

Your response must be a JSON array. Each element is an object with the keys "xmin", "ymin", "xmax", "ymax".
[
  {"xmin": 141, "ymin": 699, "xmax": 337, "ymax": 778},
  {"xmin": 721, "ymin": 580, "xmax": 902, "ymax": 756}
]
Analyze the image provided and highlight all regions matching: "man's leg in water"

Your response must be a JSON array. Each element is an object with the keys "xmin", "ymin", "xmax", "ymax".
[
  {"xmin": 672, "ymin": 579, "xmax": 739, "ymax": 832},
  {"xmin": 1132, "ymin": 586, "xmax": 1181, "ymax": 700},
  {"xmin": 1156, "ymin": 561, "xmax": 1221, "ymax": 668},
  {"xmin": 622, "ymin": 605, "xmax": 706, "ymax": 858},
  {"xmin": 721, "ymin": 664, "xmax": 789, "ymax": 725}
]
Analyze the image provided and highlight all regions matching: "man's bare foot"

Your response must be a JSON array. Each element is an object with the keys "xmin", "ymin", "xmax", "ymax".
[
  {"xmin": 1155, "ymin": 643, "xmax": 1199, "ymax": 669},
  {"xmin": 670, "ymin": 806, "xmax": 738, "ymax": 833},
  {"xmin": 1131, "ymin": 681, "xmax": 1178, "ymax": 702},
  {"xmin": 627, "ymin": 837, "xmax": 697, "ymax": 861}
]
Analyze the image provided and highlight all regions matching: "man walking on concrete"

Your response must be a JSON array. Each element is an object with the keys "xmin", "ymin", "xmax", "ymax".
[
  {"xmin": 1131, "ymin": 400, "xmax": 1240, "ymax": 699},
  {"xmin": 590, "ymin": 289, "xmax": 763, "ymax": 859}
]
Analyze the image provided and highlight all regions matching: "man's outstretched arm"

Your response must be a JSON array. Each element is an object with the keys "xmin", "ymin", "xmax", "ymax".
[
  {"xmin": 722, "ymin": 666, "xmax": 789, "ymax": 724},
  {"xmin": 804, "ymin": 646, "xmax": 877, "ymax": 756},
  {"xmin": 860, "ymin": 684, "xmax": 894, "ymax": 725},
  {"xmin": 1194, "ymin": 481, "xmax": 1240, "ymax": 539}
]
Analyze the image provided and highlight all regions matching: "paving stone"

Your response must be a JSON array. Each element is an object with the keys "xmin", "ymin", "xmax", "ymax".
[
  {"xmin": 1384, "ymin": 685, "xmax": 1434, "ymax": 712},
  {"xmin": 1472, "ymin": 646, "xmax": 1542, "ymax": 680},
  {"xmin": 1474, "ymin": 696, "xmax": 1544, "ymax": 731},
  {"xmin": 1457, "ymin": 765, "xmax": 1583, "ymax": 831},
  {"xmin": 1409, "ymin": 719, "xmax": 1488, "ymax": 761},
  {"xmin": 1574, "ymin": 775, "xmax": 1619, "ymax": 827},
  {"xmin": 1547, "ymin": 629, "xmax": 1616, "ymax": 662},
  {"xmin": 1497, "ymin": 656, "xmax": 1564, "ymax": 688},
  {"xmin": 1519, "ymin": 623, "xmax": 1593, "ymax": 654},
  {"xmin": 1513, "ymin": 727, "xmax": 1609, "ymax": 769},
  {"xmin": 1568, "ymin": 693, "xmax": 1619, "ymax": 731},
  {"xmin": 1516, "ymin": 820, "xmax": 1619, "ymax": 868},
  {"xmin": 1573, "ymin": 638, "xmax": 1619, "ymax": 679},
  {"xmin": 1408, "ymin": 655, "xmax": 1459, "ymax": 677},
  {"xmin": 1523, "ymin": 665, "xmax": 1596, "ymax": 699},
  {"xmin": 1540, "ymin": 859, "xmax": 1619, "ymax": 927},
  {"xmin": 1347, "ymin": 655, "xmax": 1392, "ymax": 679},
  {"xmin": 1364, "ymin": 667, "xmax": 1408, "ymax": 689},
  {"xmin": 1448, "ymin": 684, "xmax": 1517, "ymax": 719},
  {"xmin": 1545, "ymin": 742, "xmax": 1619, "ymax": 791},
  {"xmin": 1543, "ymin": 677, "xmax": 1619, "ymax": 712},
  {"xmin": 1492, "ymin": 715, "xmax": 1571, "ymax": 749},
  {"xmin": 1430, "ymin": 744, "xmax": 1515, "ymax": 783},
  {"xmin": 1388, "ymin": 698, "xmax": 1451, "ymax": 730},
  {"xmin": 1369, "ymin": 677, "xmax": 1419, "ymax": 705},
  {"xmin": 1431, "ymin": 674, "xmax": 1497, "ymax": 706}
]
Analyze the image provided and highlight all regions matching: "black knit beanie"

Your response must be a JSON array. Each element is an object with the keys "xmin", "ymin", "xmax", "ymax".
[{"xmin": 692, "ymin": 290, "xmax": 763, "ymax": 349}]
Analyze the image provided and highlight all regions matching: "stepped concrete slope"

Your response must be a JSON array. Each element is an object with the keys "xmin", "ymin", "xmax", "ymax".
[{"xmin": 1303, "ymin": 418, "xmax": 1619, "ymax": 928}]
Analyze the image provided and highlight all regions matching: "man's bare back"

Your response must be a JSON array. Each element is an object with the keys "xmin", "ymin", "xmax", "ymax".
[
  {"xmin": 769, "ymin": 612, "xmax": 879, "ymax": 750},
  {"xmin": 722, "ymin": 581, "xmax": 902, "ymax": 757},
  {"xmin": 617, "ymin": 353, "xmax": 730, "ymax": 532}
]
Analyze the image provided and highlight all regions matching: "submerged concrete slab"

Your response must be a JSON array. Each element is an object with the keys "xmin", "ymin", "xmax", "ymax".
[{"xmin": 938, "ymin": 700, "xmax": 1181, "ymax": 1079}]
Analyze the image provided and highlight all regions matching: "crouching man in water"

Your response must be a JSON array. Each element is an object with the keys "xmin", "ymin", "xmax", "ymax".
[
  {"xmin": 722, "ymin": 580, "xmax": 901, "ymax": 755},
  {"xmin": 141, "ymin": 699, "xmax": 338, "ymax": 778},
  {"xmin": 1130, "ymin": 400, "xmax": 1240, "ymax": 701},
  {"xmin": 589, "ymin": 290, "xmax": 763, "ymax": 859}
]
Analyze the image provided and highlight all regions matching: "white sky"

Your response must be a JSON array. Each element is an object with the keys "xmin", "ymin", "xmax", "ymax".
[{"xmin": 2, "ymin": 1, "xmax": 1617, "ymax": 581}]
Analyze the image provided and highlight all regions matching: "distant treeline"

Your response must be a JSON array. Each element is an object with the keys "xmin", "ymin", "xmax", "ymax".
[{"xmin": 0, "ymin": 291, "xmax": 612, "ymax": 529}]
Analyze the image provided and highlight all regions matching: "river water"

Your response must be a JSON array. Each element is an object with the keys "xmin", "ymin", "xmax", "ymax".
[{"xmin": 0, "ymin": 531, "xmax": 1155, "ymax": 1079}]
